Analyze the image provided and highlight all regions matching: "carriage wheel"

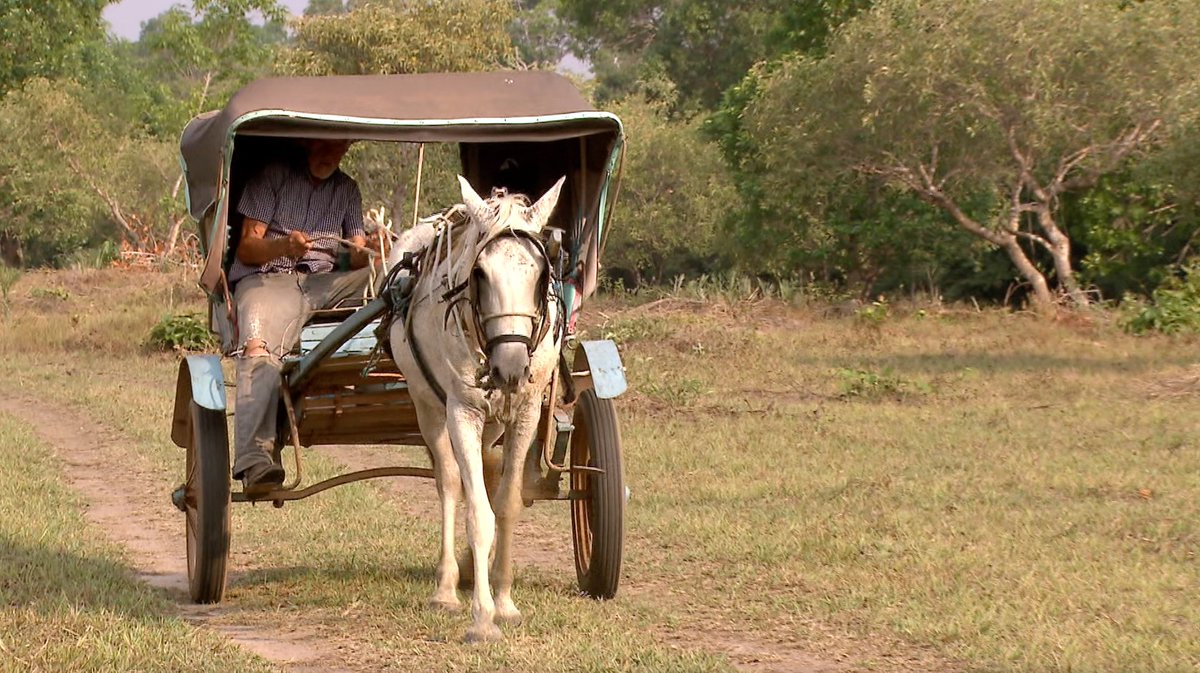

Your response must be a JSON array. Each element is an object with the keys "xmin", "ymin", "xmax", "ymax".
[
  {"xmin": 570, "ymin": 389, "xmax": 625, "ymax": 599},
  {"xmin": 184, "ymin": 401, "xmax": 231, "ymax": 603}
]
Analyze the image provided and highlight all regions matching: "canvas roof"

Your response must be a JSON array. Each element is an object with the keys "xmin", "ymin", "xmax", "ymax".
[
  {"xmin": 179, "ymin": 71, "xmax": 623, "ymax": 296},
  {"xmin": 180, "ymin": 70, "xmax": 621, "ymax": 219}
]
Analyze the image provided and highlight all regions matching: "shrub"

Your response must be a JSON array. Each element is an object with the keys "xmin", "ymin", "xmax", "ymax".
[
  {"xmin": 837, "ymin": 367, "xmax": 931, "ymax": 400},
  {"xmin": 1121, "ymin": 263, "xmax": 1200, "ymax": 335},
  {"xmin": 0, "ymin": 266, "xmax": 20, "ymax": 315},
  {"xmin": 147, "ymin": 312, "xmax": 216, "ymax": 353}
]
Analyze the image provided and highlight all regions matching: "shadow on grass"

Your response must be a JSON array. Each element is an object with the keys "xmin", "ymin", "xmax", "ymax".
[
  {"xmin": 0, "ymin": 533, "xmax": 165, "ymax": 617},
  {"xmin": 812, "ymin": 350, "xmax": 1199, "ymax": 376},
  {"xmin": 232, "ymin": 560, "xmax": 436, "ymax": 590},
  {"xmin": 230, "ymin": 559, "xmax": 582, "ymax": 603}
]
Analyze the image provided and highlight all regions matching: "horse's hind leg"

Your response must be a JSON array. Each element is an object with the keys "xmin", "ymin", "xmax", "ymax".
[
  {"xmin": 491, "ymin": 411, "xmax": 539, "ymax": 627},
  {"xmin": 415, "ymin": 401, "xmax": 461, "ymax": 612},
  {"xmin": 447, "ymin": 403, "xmax": 502, "ymax": 643}
]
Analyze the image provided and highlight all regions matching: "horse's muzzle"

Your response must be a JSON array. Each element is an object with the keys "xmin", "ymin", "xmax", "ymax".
[{"xmin": 488, "ymin": 341, "xmax": 531, "ymax": 393}]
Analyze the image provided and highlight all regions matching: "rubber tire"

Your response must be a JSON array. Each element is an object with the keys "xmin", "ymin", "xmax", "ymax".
[
  {"xmin": 185, "ymin": 401, "xmax": 231, "ymax": 604},
  {"xmin": 570, "ymin": 389, "xmax": 625, "ymax": 599}
]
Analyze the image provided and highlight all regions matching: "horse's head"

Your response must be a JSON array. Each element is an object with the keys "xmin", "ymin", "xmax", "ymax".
[{"xmin": 458, "ymin": 175, "xmax": 565, "ymax": 393}]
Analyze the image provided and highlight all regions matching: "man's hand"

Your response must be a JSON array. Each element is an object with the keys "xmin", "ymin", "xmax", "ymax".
[
  {"xmin": 349, "ymin": 233, "xmax": 392, "ymax": 269},
  {"xmin": 367, "ymin": 231, "xmax": 392, "ymax": 258},
  {"xmin": 282, "ymin": 230, "xmax": 313, "ymax": 258},
  {"xmin": 236, "ymin": 216, "xmax": 313, "ymax": 266}
]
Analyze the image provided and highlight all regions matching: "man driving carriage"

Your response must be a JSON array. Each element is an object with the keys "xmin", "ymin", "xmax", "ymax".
[{"xmin": 229, "ymin": 137, "xmax": 384, "ymax": 494}]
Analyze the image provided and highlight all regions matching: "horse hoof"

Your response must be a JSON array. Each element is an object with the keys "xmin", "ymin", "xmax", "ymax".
[
  {"xmin": 464, "ymin": 622, "xmax": 503, "ymax": 644},
  {"xmin": 428, "ymin": 596, "xmax": 461, "ymax": 613},
  {"xmin": 494, "ymin": 606, "xmax": 522, "ymax": 627}
]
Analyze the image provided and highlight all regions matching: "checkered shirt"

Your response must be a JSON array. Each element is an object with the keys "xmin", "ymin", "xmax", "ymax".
[{"xmin": 228, "ymin": 160, "xmax": 365, "ymax": 283}]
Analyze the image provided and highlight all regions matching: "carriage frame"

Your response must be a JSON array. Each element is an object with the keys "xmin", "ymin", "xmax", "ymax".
[{"xmin": 169, "ymin": 71, "xmax": 628, "ymax": 604}]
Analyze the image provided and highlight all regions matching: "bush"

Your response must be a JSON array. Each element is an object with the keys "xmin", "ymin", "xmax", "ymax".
[
  {"xmin": 0, "ymin": 266, "xmax": 20, "ymax": 315},
  {"xmin": 147, "ymin": 312, "xmax": 216, "ymax": 353},
  {"xmin": 1121, "ymin": 263, "xmax": 1200, "ymax": 335}
]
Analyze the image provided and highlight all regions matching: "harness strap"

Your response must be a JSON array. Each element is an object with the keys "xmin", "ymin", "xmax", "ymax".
[
  {"xmin": 440, "ymin": 279, "xmax": 469, "ymax": 303},
  {"xmin": 405, "ymin": 298, "xmax": 448, "ymax": 405},
  {"xmin": 485, "ymin": 333, "xmax": 533, "ymax": 352}
]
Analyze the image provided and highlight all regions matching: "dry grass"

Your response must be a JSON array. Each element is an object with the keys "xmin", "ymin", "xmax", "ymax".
[
  {"xmin": 587, "ymin": 295, "xmax": 1200, "ymax": 672},
  {"xmin": 1, "ymin": 269, "xmax": 1198, "ymax": 672},
  {"xmin": 0, "ymin": 415, "xmax": 269, "ymax": 673}
]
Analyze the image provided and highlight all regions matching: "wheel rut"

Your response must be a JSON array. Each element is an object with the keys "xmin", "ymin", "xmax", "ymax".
[{"xmin": 0, "ymin": 395, "xmax": 353, "ymax": 673}]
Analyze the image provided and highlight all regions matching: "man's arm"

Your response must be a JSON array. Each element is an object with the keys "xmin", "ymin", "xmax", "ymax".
[
  {"xmin": 341, "ymin": 180, "xmax": 374, "ymax": 269},
  {"xmin": 236, "ymin": 217, "xmax": 312, "ymax": 265},
  {"xmin": 347, "ymin": 234, "xmax": 370, "ymax": 269}
]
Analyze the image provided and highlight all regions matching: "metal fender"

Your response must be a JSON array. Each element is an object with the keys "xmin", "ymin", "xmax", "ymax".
[
  {"xmin": 572, "ymin": 339, "xmax": 627, "ymax": 399},
  {"xmin": 171, "ymin": 355, "xmax": 227, "ymax": 448}
]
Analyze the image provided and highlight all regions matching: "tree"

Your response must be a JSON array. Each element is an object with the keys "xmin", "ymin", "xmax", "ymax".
[
  {"xmin": 744, "ymin": 0, "xmax": 1200, "ymax": 309},
  {"xmin": 0, "ymin": 0, "xmax": 110, "ymax": 96},
  {"xmin": 304, "ymin": 0, "xmax": 347, "ymax": 15},
  {"xmin": 601, "ymin": 96, "xmax": 734, "ymax": 285},
  {"xmin": 558, "ymin": 0, "xmax": 871, "ymax": 111},
  {"xmin": 135, "ymin": 0, "xmax": 287, "ymax": 134},
  {"xmin": 0, "ymin": 78, "xmax": 182, "ymax": 265},
  {"xmin": 278, "ymin": 0, "xmax": 516, "ymax": 76},
  {"xmin": 510, "ymin": 0, "xmax": 569, "ymax": 68}
]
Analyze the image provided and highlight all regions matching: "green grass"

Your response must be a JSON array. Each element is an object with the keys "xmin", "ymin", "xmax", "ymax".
[
  {"xmin": 1, "ymin": 269, "xmax": 1199, "ymax": 671},
  {"xmin": 0, "ymin": 414, "xmax": 270, "ymax": 673}
]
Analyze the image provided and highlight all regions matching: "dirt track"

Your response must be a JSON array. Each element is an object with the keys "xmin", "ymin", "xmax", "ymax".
[{"xmin": 0, "ymin": 394, "xmax": 846, "ymax": 673}]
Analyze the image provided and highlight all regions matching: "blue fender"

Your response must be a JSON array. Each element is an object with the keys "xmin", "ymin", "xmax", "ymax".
[
  {"xmin": 171, "ymin": 355, "xmax": 227, "ymax": 448},
  {"xmin": 573, "ymin": 339, "xmax": 627, "ymax": 399}
]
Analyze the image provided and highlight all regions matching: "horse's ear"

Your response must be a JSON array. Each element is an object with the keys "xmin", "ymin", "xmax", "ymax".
[
  {"xmin": 527, "ymin": 176, "xmax": 566, "ymax": 231},
  {"xmin": 457, "ymin": 175, "xmax": 489, "ymax": 224}
]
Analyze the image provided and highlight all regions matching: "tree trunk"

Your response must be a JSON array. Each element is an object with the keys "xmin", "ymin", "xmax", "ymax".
[
  {"xmin": 1036, "ymin": 206, "xmax": 1089, "ymax": 307},
  {"xmin": 1000, "ymin": 236, "xmax": 1054, "ymax": 310},
  {"xmin": 0, "ymin": 230, "xmax": 23, "ymax": 268},
  {"xmin": 164, "ymin": 215, "xmax": 186, "ymax": 257}
]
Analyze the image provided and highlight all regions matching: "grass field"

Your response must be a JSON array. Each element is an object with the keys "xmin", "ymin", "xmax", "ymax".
[
  {"xmin": 1, "ymin": 267, "xmax": 1197, "ymax": 672},
  {"xmin": 0, "ymin": 412, "xmax": 272, "ymax": 673}
]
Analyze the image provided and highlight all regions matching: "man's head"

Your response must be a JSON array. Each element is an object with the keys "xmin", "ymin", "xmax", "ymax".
[{"xmin": 300, "ymin": 138, "xmax": 353, "ymax": 180}]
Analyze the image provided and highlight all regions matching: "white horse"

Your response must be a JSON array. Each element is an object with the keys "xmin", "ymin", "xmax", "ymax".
[{"xmin": 385, "ymin": 175, "xmax": 564, "ymax": 642}]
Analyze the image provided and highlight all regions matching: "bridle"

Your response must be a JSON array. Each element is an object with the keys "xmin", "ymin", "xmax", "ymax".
[
  {"xmin": 399, "ymin": 212, "xmax": 561, "ymax": 404},
  {"xmin": 460, "ymin": 229, "xmax": 556, "ymax": 361}
]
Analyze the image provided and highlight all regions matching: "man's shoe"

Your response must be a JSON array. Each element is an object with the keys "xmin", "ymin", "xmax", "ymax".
[{"xmin": 241, "ymin": 462, "xmax": 285, "ymax": 498}]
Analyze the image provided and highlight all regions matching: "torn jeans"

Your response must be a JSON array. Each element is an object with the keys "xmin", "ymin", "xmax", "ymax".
[{"xmin": 231, "ymin": 268, "xmax": 371, "ymax": 479}]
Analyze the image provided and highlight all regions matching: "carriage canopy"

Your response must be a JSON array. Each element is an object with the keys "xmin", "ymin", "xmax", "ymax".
[{"xmin": 180, "ymin": 71, "xmax": 623, "ymax": 295}]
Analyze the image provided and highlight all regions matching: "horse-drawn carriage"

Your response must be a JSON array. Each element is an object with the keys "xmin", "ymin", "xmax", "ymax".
[{"xmin": 170, "ymin": 71, "xmax": 627, "ymax": 640}]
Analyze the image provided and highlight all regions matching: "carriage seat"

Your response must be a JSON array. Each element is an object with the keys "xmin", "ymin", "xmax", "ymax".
[{"xmin": 290, "ymin": 295, "xmax": 382, "ymax": 360}]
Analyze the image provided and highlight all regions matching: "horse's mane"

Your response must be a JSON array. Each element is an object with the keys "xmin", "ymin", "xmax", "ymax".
[
  {"xmin": 478, "ymin": 188, "xmax": 536, "ymax": 238},
  {"xmin": 447, "ymin": 189, "xmax": 540, "ymax": 289}
]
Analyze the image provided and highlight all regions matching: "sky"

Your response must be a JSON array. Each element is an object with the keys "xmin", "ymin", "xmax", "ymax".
[{"xmin": 103, "ymin": 0, "xmax": 310, "ymax": 41}]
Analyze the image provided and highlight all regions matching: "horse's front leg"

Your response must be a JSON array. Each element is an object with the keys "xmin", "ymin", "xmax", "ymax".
[
  {"xmin": 413, "ymin": 399, "xmax": 460, "ymax": 612},
  {"xmin": 446, "ymin": 401, "xmax": 502, "ymax": 643},
  {"xmin": 458, "ymin": 422, "xmax": 505, "ymax": 590},
  {"xmin": 491, "ymin": 405, "xmax": 540, "ymax": 626}
]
